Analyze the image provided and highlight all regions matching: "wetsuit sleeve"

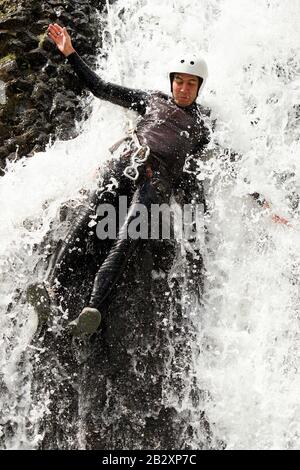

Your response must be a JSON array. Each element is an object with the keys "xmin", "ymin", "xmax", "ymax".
[{"xmin": 66, "ymin": 52, "xmax": 149, "ymax": 114}]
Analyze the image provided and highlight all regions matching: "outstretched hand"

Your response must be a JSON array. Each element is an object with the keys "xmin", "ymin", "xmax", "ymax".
[
  {"xmin": 262, "ymin": 200, "xmax": 291, "ymax": 226},
  {"xmin": 47, "ymin": 23, "xmax": 75, "ymax": 57}
]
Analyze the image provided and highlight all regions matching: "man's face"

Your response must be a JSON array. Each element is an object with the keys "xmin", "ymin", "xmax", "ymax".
[{"xmin": 172, "ymin": 73, "xmax": 200, "ymax": 107}]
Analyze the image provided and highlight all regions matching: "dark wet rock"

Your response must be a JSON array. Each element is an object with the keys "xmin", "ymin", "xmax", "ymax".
[
  {"xmin": 2, "ymin": 39, "xmax": 24, "ymax": 55},
  {"xmin": 42, "ymin": 59, "xmax": 58, "ymax": 76},
  {"xmin": 0, "ymin": 123, "xmax": 9, "ymax": 140},
  {"xmin": 31, "ymin": 82, "xmax": 51, "ymax": 101},
  {"xmin": 51, "ymin": 92, "xmax": 76, "ymax": 113},
  {"xmin": 5, "ymin": 78, "xmax": 34, "ymax": 95},
  {"xmin": 15, "ymin": 31, "xmax": 39, "ymax": 50},
  {"xmin": 0, "ymin": 60, "xmax": 19, "ymax": 82},
  {"xmin": 22, "ymin": 109, "xmax": 43, "ymax": 126},
  {"xmin": 26, "ymin": 48, "xmax": 49, "ymax": 67},
  {"xmin": 0, "ymin": 0, "xmax": 104, "ymax": 175},
  {"xmin": 0, "ymin": 16, "xmax": 28, "ymax": 30}
]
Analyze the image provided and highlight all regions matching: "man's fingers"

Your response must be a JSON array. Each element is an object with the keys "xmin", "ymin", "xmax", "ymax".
[
  {"xmin": 47, "ymin": 29, "xmax": 59, "ymax": 41},
  {"xmin": 47, "ymin": 30, "xmax": 65, "ymax": 49},
  {"xmin": 47, "ymin": 30, "xmax": 56, "ymax": 41},
  {"xmin": 272, "ymin": 214, "xmax": 290, "ymax": 225},
  {"xmin": 54, "ymin": 22, "xmax": 64, "ymax": 32},
  {"xmin": 47, "ymin": 25, "xmax": 59, "ymax": 37},
  {"xmin": 48, "ymin": 23, "xmax": 60, "ymax": 32},
  {"xmin": 47, "ymin": 23, "xmax": 67, "ymax": 45},
  {"xmin": 48, "ymin": 23, "xmax": 65, "ymax": 37}
]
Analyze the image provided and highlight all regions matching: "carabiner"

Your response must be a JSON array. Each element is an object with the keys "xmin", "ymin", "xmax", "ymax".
[
  {"xmin": 123, "ymin": 145, "xmax": 151, "ymax": 181},
  {"xmin": 131, "ymin": 145, "xmax": 150, "ymax": 163},
  {"xmin": 123, "ymin": 164, "xmax": 140, "ymax": 181}
]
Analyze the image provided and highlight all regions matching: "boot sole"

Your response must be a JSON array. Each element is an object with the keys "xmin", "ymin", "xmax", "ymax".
[{"xmin": 69, "ymin": 308, "xmax": 101, "ymax": 336}]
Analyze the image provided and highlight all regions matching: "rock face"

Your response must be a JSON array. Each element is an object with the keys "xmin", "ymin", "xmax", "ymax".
[{"xmin": 0, "ymin": 0, "xmax": 104, "ymax": 175}]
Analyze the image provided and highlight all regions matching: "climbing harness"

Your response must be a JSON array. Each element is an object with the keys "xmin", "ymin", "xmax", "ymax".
[
  {"xmin": 123, "ymin": 129, "xmax": 150, "ymax": 181},
  {"xmin": 109, "ymin": 129, "xmax": 150, "ymax": 182},
  {"xmin": 123, "ymin": 142, "xmax": 150, "ymax": 181}
]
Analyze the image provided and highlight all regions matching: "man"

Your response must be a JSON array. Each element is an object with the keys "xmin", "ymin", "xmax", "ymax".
[{"xmin": 27, "ymin": 23, "xmax": 287, "ymax": 336}]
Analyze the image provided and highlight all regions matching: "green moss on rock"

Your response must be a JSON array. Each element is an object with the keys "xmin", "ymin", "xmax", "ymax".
[
  {"xmin": 0, "ymin": 0, "xmax": 18, "ymax": 17},
  {"xmin": 0, "ymin": 53, "xmax": 16, "ymax": 65},
  {"xmin": 37, "ymin": 32, "xmax": 47, "ymax": 48}
]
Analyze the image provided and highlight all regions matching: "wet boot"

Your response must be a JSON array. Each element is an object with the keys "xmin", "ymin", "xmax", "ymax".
[
  {"xmin": 68, "ymin": 307, "xmax": 101, "ymax": 337},
  {"xmin": 26, "ymin": 282, "xmax": 52, "ymax": 327}
]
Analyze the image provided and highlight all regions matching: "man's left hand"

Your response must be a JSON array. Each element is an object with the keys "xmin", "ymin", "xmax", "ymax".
[{"xmin": 271, "ymin": 214, "xmax": 290, "ymax": 225}]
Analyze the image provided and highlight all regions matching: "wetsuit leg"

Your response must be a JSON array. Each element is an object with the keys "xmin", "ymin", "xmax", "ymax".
[
  {"xmin": 89, "ymin": 179, "xmax": 158, "ymax": 310},
  {"xmin": 46, "ymin": 195, "xmax": 98, "ymax": 288}
]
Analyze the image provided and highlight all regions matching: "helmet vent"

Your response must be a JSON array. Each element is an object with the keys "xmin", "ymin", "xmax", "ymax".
[
  {"xmin": 180, "ymin": 59, "xmax": 185, "ymax": 63},
  {"xmin": 190, "ymin": 61, "xmax": 194, "ymax": 65}
]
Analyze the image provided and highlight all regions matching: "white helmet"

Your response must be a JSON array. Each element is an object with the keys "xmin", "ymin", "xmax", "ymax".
[{"xmin": 168, "ymin": 56, "xmax": 208, "ymax": 96}]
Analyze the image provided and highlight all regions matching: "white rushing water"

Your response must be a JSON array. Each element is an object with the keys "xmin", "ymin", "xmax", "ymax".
[{"xmin": 0, "ymin": 0, "xmax": 300, "ymax": 449}]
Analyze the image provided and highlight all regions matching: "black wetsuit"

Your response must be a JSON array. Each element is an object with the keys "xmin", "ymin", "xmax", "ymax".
[{"xmin": 47, "ymin": 52, "xmax": 210, "ymax": 312}]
